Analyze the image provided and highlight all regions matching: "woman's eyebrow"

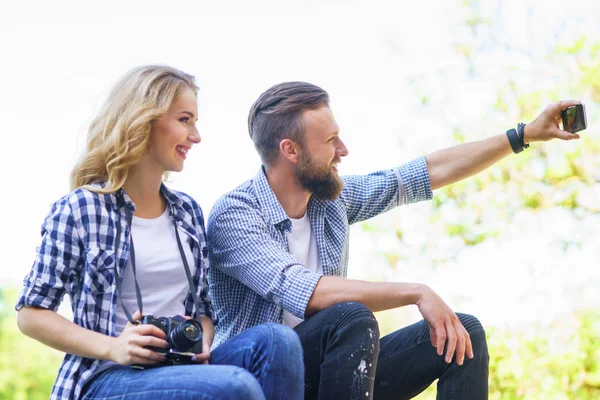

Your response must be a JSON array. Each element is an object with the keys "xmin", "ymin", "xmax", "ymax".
[{"xmin": 179, "ymin": 111, "xmax": 196, "ymax": 118}]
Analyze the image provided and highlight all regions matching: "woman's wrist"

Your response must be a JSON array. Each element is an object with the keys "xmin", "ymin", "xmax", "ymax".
[{"xmin": 99, "ymin": 334, "xmax": 116, "ymax": 362}]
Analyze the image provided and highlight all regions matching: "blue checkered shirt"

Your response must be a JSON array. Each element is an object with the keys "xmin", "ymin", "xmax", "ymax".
[
  {"xmin": 16, "ymin": 183, "xmax": 216, "ymax": 400},
  {"xmin": 207, "ymin": 157, "xmax": 432, "ymax": 348}
]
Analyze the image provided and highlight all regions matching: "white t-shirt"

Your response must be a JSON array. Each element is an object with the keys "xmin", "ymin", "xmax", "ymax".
[
  {"xmin": 282, "ymin": 213, "xmax": 323, "ymax": 328},
  {"xmin": 115, "ymin": 207, "xmax": 195, "ymax": 334}
]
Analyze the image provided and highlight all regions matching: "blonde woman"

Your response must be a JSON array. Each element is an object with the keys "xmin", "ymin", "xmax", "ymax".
[{"xmin": 16, "ymin": 65, "xmax": 304, "ymax": 400}]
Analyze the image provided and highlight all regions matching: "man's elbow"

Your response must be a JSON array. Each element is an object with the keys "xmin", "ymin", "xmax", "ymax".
[{"xmin": 304, "ymin": 281, "xmax": 340, "ymax": 317}]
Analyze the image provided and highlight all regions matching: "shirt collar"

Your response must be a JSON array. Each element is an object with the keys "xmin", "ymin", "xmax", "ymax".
[
  {"xmin": 253, "ymin": 166, "xmax": 292, "ymax": 227},
  {"xmin": 93, "ymin": 182, "xmax": 184, "ymax": 214},
  {"xmin": 160, "ymin": 183, "xmax": 185, "ymax": 210}
]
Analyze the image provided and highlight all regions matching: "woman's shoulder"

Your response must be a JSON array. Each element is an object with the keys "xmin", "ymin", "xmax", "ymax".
[
  {"xmin": 65, "ymin": 185, "xmax": 111, "ymax": 207},
  {"xmin": 47, "ymin": 185, "xmax": 114, "ymax": 219},
  {"xmin": 163, "ymin": 186, "xmax": 203, "ymax": 212}
]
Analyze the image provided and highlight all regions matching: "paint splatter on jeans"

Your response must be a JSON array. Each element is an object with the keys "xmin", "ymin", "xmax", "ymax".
[{"xmin": 295, "ymin": 302, "xmax": 489, "ymax": 400}]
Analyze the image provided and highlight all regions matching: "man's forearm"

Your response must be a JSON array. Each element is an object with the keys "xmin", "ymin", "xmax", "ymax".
[
  {"xmin": 426, "ymin": 133, "xmax": 512, "ymax": 190},
  {"xmin": 305, "ymin": 276, "xmax": 425, "ymax": 316}
]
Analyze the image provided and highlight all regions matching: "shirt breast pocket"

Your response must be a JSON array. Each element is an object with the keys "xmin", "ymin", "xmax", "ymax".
[{"xmin": 84, "ymin": 247, "xmax": 116, "ymax": 295}]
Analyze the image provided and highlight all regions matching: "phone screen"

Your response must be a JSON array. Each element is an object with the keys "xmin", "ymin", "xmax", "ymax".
[{"xmin": 561, "ymin": 104, "xmax": 587, "ymax": 133}]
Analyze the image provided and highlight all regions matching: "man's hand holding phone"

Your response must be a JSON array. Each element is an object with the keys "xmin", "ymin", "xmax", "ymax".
[{"xmin": 524, "ymin": 100, "xmax": 586, "ymax": 143}]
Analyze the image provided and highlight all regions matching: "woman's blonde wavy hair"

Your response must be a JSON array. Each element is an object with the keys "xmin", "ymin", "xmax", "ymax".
[{"xmin": 70, "ymin": 65, "xmax": 198, "ymax": 193}]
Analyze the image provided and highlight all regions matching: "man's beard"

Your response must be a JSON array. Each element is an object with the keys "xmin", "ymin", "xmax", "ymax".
[{"xmin": 296, "ymin": 151, "xmax": 343, "ymax": 200}]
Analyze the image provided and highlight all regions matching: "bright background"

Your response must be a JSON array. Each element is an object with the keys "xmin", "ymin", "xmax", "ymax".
[{"xmin": 1, "ymin": 0, "xmax": 599, "ymax": 399}]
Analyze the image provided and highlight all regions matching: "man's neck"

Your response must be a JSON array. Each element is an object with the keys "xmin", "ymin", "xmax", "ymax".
[
  {"xmin": 122, "ymin": 163, "xmax": 166, "ymax": 219},
  {"xmin": 264, "ymin": 164, "xmax": 311, "ymax": 219}
]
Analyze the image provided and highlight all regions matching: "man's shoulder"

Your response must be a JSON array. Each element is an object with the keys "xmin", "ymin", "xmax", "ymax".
[{"xmin": 209, "ymin": 179, "xmax": 259, "ymax": 219}]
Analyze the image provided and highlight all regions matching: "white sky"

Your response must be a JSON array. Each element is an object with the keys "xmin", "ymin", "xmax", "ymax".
[
  {"xmin": 1, "ymin": 0, "xmax": 598, "ymax": 331},
  {"xmin": 0, "ymin": 0, "xmax": 458, "ymax": 283}
]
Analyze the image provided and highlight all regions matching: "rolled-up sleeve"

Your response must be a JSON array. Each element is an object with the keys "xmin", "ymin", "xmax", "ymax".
[
  {"xmin": 197, "ymin": 271, "xmax": 218, "ymax": 324},
  {"xmin": 394, "ymin": 156, "xmax": 433, "ymax": 205},
  {"xmin": 15, "ymin": 198, "xmax": 81, "ymax": 312},
  {"xmin": 340, "ymin": 157, "xmax": 432, "ymax": 225},
  {"xmin": 208, "ymin": 197, "xmax": 321, "ymax": 319}
]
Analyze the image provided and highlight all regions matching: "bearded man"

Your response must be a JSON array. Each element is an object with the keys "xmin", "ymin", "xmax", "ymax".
[{"xmin": 206, "ymin": 81, "xmax": 580, "ymax": 400}]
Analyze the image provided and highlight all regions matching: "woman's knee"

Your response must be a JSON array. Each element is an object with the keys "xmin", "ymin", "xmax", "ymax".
[
  {"xmin": 224, "ymin": 368, "xmax": 265, "ymax": 400},
  {"xmin": 265, "ymin": 323, "xmax": 302, "ymax": 349}
]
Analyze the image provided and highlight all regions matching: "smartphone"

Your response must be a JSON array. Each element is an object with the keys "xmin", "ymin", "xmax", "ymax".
[{"xmin": 561, "ymin": 104, "xmax": 587, "ymax": 134}]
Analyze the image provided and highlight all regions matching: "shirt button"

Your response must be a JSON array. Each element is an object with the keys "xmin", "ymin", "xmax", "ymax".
[{"xmin": 178, "ymin": 221, "xmax": 183, "ymax": 226}]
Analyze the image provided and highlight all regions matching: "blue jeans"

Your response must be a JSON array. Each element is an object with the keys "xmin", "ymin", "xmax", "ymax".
[
  {"xmin": 81, "ymin": 323, "xmax": 304, "ymax": 400},
  {"xmin": 295, "ymin": 302, "xmax": 489, "ymax": 399}
]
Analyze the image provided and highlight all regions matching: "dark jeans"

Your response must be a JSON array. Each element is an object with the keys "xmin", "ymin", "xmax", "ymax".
[
  {"xmin": 294, "ymin": 302, "xmax": 489, "ymax": 400},
  {"xmin": 81, "ymin": 323, "xmax": 304, "ymax": 400}
]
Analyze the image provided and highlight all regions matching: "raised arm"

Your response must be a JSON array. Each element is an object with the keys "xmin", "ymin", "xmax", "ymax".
[
  {"xmin": 426, "ymin": 100, "xmax": 581, "ymax": 190},
  {"xmin": 340, "ymin": 157, "xmax": 432, "ymax": 225}
]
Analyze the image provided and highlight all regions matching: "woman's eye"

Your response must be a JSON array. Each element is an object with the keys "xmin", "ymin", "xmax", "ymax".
[{"xmin": 180, "ymin": 117, "xmax": 190, "ymax": 123}]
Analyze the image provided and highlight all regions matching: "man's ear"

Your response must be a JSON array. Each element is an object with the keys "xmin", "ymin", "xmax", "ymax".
[{"xmin": 279, "ymin": 138, "xmax": 300, "ymax": 164}]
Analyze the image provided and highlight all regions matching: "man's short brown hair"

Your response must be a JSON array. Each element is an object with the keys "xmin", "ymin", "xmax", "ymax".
[{"xmin": 248, "ymin": 82, "xmax": 329, "ymax": 165}]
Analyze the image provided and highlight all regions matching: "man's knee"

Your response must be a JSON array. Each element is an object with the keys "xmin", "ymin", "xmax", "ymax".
[
  {"xmin": 322, "ymin": 301, "xmax": 379, "ymax": 331},
  {"xmin": 316, "ymin": 302, "xmax": 380, "ymax": 352},
  {"xmin": 456, "ymin": 313, "xmax": 485, "ymax": 336},
  {"xmin": 457, "ymin": 313, "xmax": 489, "ymax": 360}
]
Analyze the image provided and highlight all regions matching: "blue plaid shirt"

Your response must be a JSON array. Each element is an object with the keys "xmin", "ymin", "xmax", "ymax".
[
  {"xmin": 16, "ymin": 183, "xmax": 216, "ymax": 400},
  {"xmin": 207, "ymin": 157, "xmax": 432, "ymax": 348}
]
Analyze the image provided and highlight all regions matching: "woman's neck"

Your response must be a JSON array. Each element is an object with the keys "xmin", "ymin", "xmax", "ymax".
[{"xmin": 122, "ymin": 165, "xmax": 166, "ymax": 219}]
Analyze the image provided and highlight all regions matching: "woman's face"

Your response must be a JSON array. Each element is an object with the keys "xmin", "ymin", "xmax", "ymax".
[{"xmin": 147, "ymin": 87, "xmax": 200, "ymax": 173}]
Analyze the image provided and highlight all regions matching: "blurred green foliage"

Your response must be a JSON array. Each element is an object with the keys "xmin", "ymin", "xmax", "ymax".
[
  {"xmin": 0, "ymin": 288, "xmax": 63, "ymax": 400},
  {"xmin": 426, "ymin": 2, "xmax": 600, "ymax": 250},
  {"xmin": 373, "ymin": 1, "xmax": 600, "ymax": 399}
]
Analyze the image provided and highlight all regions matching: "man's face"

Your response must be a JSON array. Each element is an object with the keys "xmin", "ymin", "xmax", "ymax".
[{"xmin": 295, "ymin": 106, "xmax": 349, "ymax": 200}]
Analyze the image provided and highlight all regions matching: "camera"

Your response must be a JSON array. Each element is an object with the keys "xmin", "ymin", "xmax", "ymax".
[
  {"xmin": 138, "ymin": 315, "xmax": 203, "ymax": 367},
  {"xmin": 561, "ymin": 104, "xmax": 587, "ymax": 134}
]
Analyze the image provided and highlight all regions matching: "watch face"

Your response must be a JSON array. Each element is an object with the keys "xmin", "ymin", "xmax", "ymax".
[{"xmin": 562, "ymin": 104, "xmax": 587, "ymax": 133}]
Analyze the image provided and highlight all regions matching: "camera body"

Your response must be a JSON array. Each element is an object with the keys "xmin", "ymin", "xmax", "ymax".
[{"xmin": 140, "ymin": 314, "xmax": 203, "ymax": 367}]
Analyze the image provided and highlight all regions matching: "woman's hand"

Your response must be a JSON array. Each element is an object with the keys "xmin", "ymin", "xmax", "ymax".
[
  {"xmin": 108, "ymin": 311, "xmax": 168, "ymax": 366},
  {"xmin": 182, "ymin": 315, "xmax": 212, "ymax": 364},
  {"xmin": 192, "ymin": 340, "xmax": 211, "ymax": 364}
]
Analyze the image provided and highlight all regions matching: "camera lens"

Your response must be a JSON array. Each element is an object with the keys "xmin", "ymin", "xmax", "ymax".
[
  {"xmin": 169, "ymin": 319, "xmax": 203, "ymax": 351},
  {"xmin": 184, "ymin": 324, "xmax": 201, "ymax": 339}
]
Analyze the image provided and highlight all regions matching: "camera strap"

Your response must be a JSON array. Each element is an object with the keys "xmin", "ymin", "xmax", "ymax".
[{"xmin": 113, "ymin": 209, "xmax": 203, "ymax": 326}]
